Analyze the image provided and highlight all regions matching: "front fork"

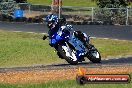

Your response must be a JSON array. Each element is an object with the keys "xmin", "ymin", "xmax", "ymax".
[
  {"xmin": 76, "ymin": 50, "xmax": 86, "ymax": 62},
  {"xmin": 76, "ymin": 44, "xmax": 93, "ymax": 62}
]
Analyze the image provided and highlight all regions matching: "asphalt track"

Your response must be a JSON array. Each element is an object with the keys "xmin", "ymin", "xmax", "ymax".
[
  {"xmin": 0, "ymin": 22, "xmax": 132, "ymax": 71},
  {"xmin": 0, "ymin": 56, "xmax": 132, "ymax": 72},
  {"xmin": 0, "ymin": 22, "xmax": 132, "ymax": 40}
]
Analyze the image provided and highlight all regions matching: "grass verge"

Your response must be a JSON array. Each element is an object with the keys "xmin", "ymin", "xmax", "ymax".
[
  {"xmin": 0, "ymin": 77, "xmax": 132, "ymax": 88},
  {"xmin": 27, "ymin": 0, "xmax": 132, "ymax": 7},
  {"xmin": 27, "ymin": 0, "xmax": 96, "ymax": 7},
  {"xmin": 0, "ymin": 30, "xmax": 132, "ymax": 67}
]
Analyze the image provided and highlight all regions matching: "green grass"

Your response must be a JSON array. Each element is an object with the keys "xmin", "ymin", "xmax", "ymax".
[
  {"xmin": 0, "ymin": 78, "xmax": 132, "ymax": 88},
  {"xmin": 27, "ymin": 0, "xmax": 132, "ymax": 7},
  {"xmin": 27, "ymin": 0, "xmax": 96, "ymax": 7},
  {"xmin": 0, "ymin": 30, "xmax": 132, "ymax": 67},
  {"xmin": 91, "ymin": 38, "xmax": 132, "ymax": 58},
  {"xmin": 0, "ymin": 30, "xmax": 62, "ymax": 67}
]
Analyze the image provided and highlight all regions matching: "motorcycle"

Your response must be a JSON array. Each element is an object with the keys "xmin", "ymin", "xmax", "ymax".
[{"xmin": 43, "ymin": 17, "xmax": 101, "ymax": 65}]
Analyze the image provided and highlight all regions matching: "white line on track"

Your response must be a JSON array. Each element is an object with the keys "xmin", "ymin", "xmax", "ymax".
[{"xmin": 12, "ymin": 31, "xmax": 131, "ymax": 42}]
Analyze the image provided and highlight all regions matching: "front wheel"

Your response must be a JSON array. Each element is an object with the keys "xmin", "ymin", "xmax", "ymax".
[
  {"xmin": 57, "ymin": 43, "xmax": 78, "ymax": 65},
  {"xmin": 87, "ymin": 45, "xmax": 101, "ymax": 63}
]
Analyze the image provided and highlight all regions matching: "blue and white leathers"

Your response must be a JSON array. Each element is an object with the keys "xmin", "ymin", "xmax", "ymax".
[{"xmin": 48, "ymin": 24, "xmax": 88, "ymax": 60}]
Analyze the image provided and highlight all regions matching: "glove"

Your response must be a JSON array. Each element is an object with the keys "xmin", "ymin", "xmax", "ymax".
[{"xmin": 43, "ymin": 35, "xmax": 48, "ymax": 40}]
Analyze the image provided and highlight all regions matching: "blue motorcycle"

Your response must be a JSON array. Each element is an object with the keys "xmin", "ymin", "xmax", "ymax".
[{"xmin": 43, "ymin": 14, "xmax": 101, "ymax": 65}]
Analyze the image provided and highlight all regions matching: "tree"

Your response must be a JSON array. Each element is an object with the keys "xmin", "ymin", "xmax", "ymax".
[
  {"xmin": 0, "ymin": 0, "xmax": 17, "ymax": 13},
  {"xmin": 94, "ymin": 0, "xmax": 131, "ymax": 25},
  {"xmin": 96, "ymin": 0, "xmax": 130, "ymax": 8}
]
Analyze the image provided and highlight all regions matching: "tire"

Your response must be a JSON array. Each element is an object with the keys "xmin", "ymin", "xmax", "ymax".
[
  {"xmin": 57, "ymin": 43, "xmax": 78, "ymax": 65},
  {"xmin": 87, "ymin": 46, "xmax": 101, "ymax": 63},
  {"xmin": 57, "ymin": 52, "xmax": 64, "ymax": 59}
]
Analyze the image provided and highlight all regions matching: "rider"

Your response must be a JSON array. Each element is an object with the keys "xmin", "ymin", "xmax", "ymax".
[
  {"xmin": 74, "ymin": 31, "xmax": 89, "ymax": 46},
  {"xmin": 45, "ymin": 14, "xmax": 90, "ymax": 62},
  {"xmin": 46, "ymin": 14, "xmax": 66, "ymax": 36},
  {"xmin": 45, "ymin": 14, "xmax": 89, "ymax": 47},
  {"xmin": 46, "ymin": 14, "xmax": 59, "ymax": 37}
]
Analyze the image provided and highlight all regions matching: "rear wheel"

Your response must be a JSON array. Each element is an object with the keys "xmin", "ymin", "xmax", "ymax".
[
  {"xmin": 87, "ymin": 45, "xmax": 101, "ymax": 63},
  {"xmin": 57, "ymin": 43, "xmax": 78, "ymax": 65}
]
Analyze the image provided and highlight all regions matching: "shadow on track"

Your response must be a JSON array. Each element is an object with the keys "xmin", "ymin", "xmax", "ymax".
[
  {"xmin": 49, "ymin": 57, "xmax": 132, "ymax": 67},
  {"xmin": 0, "ymin": 57, "xmax": 132, "ymax": 73}
]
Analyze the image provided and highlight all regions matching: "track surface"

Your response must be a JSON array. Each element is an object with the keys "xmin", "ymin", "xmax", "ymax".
[
  {"xmin": 0, "ymin": 22, "xmax": 132, "ymax": 40},
  {"xmin": 0, "ymin": 22, "xmax": 132, "ymax": 71},
  {"xmin": 0, "ymin": 56, "xmax": 132, "ymax": 72}
]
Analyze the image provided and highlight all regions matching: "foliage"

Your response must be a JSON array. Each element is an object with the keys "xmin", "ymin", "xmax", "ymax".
[
  {"xmin": 94, "ymin": 0, "xmax": 130, "ymax": 25},
  {"xmin": 0, "ymin": 0, "xmax": 17, "ymax": 14},
  {"xmin": 94, "ymin": 8, "xmax": 127, "ymax": 25},
  {"xmin": 96, "ymin": 0, "xmax": 130, "ymax": 8}
]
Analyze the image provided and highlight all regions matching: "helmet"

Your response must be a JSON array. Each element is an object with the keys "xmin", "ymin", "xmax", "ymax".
[{"xmin": 46, "ymin": 14, "xmax": 58, "ymax": 29}]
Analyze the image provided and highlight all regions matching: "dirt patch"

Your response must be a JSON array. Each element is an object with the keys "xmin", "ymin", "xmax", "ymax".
[
  {"xmin": 0, "ymin": 66, "xmax": 132, "ymax": 84},
  {"xmin": 24, "ymin": 11, "xmax": 47, "ymax": 18}
]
